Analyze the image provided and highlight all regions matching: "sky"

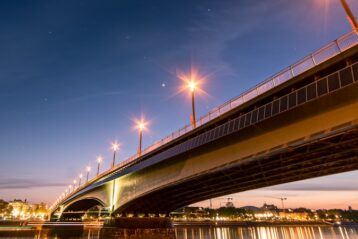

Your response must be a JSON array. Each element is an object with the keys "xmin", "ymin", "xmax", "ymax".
[{"xmin": 0, "ymin": 0, "xmax": 357, "ymax": 210}]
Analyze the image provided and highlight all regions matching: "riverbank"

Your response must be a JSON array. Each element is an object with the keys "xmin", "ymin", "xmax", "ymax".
[
  {"xmin": 173, "ymin": 220, "xmax": 332, "ymax": 227},
  {"xmin": 2, "ymin": 219, "xmax": 358, "ymax": 229},
  {"xmin": 0, "ymin": 221, "xmax": 28, "ymax": 226}
]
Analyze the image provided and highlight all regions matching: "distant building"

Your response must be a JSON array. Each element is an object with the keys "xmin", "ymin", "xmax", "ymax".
[
  {"xmin": 261, "ymin": 203, "xmax": 279, "ymax": 212},
  {"xmin": 6, "ymin": 199, "xmax": 48, "ymax": 220},
  {"xmin": 279, "ymin": 211, "xmax": 309, "ymax": 221},
  {"xmin": 8, "ymin": 199, "xmax": 30, "ymax": 219},
  {"xmin": 252, "ymin": 204, "xmax": 279, "ymax": 219},
  {"xmin": 171, "ymin": 207, "xmax": 208, "ymax": 219}
]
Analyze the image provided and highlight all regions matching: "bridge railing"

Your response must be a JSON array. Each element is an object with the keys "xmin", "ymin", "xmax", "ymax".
[
  {"xmin": 53, "ymin": 59, "xmax": 358, "ymax": 210},
  {"xmin": 52, "ymin": 31, "xmax": 358, "ymax": 210},
  {"xmin": 122, "ymin": 31, "xmax": 358, "ymax": 166}
]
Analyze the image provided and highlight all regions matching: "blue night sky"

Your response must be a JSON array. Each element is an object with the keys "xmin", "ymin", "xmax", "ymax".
[{"xmin": 0, "ymin": 0, "xmax": 357, "ymax": 209}]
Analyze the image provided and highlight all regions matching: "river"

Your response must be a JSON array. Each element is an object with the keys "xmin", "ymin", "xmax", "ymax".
[{"xmin": 0, "ymin": 226, "xmax": 358, "ymax": 239}]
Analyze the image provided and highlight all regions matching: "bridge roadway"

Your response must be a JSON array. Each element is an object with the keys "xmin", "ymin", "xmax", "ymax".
[{"xmin": 52, "ymin": 31, "xmax": 358, "ymax": 220}]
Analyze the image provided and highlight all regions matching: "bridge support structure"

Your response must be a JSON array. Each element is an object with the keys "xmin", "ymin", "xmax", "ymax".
[{"xmin": 51, "ymin": 42, "xmax": 358, "ymax": 226}]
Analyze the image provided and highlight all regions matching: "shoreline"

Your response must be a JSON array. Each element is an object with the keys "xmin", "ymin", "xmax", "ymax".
[
  {"xmin": 1, "ymin": 220, "xmax": 358, "ymax": 228},
  {"xmin": 173, "ymin": 221, "xmax": 338, "ymax": 227}
]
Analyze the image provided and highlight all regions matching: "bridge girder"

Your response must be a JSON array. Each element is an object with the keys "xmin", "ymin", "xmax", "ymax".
[{"xmin": 53, "ymin": 49, "xmax": 358, "ymax": 217}]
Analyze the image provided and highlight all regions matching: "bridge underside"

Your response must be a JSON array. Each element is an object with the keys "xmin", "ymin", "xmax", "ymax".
[
  {"xmin": 111, "ymin": 62, "xmax": 358, "ymax": 215},
  {"xmin": 55, "ymin": 57, "xmax": 358, "ymax": 218},
  {"xmin": 117, "ymin": 125, "xmax": 358, "ymax": 214},
  {"xmin": 60, "ymin": 198, "xmax": 105, "ymax": 221}
]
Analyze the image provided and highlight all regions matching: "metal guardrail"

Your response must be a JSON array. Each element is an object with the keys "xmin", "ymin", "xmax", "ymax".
[
  {"xmin": 117, "ymin": 30, "xmax": 358, "ymax": 168},
  {"xmin": 52, "ymin": 31, "xmax": 358, "ymax": 210},
  {"xmin": 123, "ymin": 62, "xmax": 358, "ymax": 194}
]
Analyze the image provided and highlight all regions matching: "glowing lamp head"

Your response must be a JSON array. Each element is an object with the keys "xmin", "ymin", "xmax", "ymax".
[
  {"xmin": 135, "ymin": 119, "xmax": 147, "ymax": 132},
  {"xmin": 138, "ymin": 122, "xmax": 145, "ymax": 131},
  {"xmin": 111, "ymin": 142, "xmax": 120, "ymax": 152},
  {"xmin": 87, "ymin": 166, "xmax": 91, "ymax": 172},
  {"xmin": 79, "ymin": 173, "xmax": 83, "ymax": 179},
  {"xmin": 73, "ymin": 179, "xmax": 77, "ymax": 184},
  {"xmin": 177, "ymin": 67, "xmax": 207, "ymax": 97},
  {"xmin": 188, "ymin": 80, "xmax": 197, "ymax": 92},
  {"xmin": 68, "ymin": 185, "xmax": 72, "ymax": 189},
  {"xmin": 97, "ymin": 156, "xmax": 103, "ymax": 164}
]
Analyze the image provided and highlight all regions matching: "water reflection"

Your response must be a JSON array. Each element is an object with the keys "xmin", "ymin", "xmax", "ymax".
[
  {"xmin": 174, "ymin": 226, "xmax": 358, "ymax": 239},
  {"xmin": 0, "ymin": 226, "xmax": 357, "ymax": 239}
]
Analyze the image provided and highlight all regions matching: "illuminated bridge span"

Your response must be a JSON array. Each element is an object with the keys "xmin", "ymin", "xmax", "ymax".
[{"xmin": 51, "ymin": 31, "xmax": 358, "ymax": 221}]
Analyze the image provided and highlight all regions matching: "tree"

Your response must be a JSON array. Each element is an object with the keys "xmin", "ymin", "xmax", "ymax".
[{"xmin": 0, "ymin": 199, "xmax": 9, "ymax": 213}]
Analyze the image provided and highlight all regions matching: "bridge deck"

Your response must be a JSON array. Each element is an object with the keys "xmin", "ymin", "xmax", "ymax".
[{"xmin": 52, "ymin": 31, "xmax": 358, "ymax": 213}]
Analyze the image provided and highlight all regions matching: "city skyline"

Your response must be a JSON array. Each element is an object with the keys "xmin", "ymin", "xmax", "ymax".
[{"xmin": 0, "ymin": 0, "xmax": 357, "ymax": 209}]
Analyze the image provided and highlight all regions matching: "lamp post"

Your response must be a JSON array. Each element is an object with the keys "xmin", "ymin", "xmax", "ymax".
[
  {"xmin": 96, "ymin": 156, "xmax": 103, "ymax": 176},
  {"xmin": 69, "ymin": 184, "xmax": 73, "ymax": 193},
  {"xmin": 86, "ymin": 166, "xmax": 91, "ymax": 182},
  {"xmin": 111, "ymin": 142, "xmax": 120, "ymax": 168},
  {"xmin": 339, "ymin": 0, "xmax": 358, "ymax": 31},
  {"xmin": 187, "ymin": 81, "xmax": 197, "ymax": 128},
  {"xmin": 178, "ymin": 70, "xmax": 203, "ymax": 129},
  {"xmin": 136, "ymin": 119, "xmax": 147, "ymax": 155},
  {"xmin": 73, "ymin": 179, "xmax": 77, "ymax": 189},
  {"xmin": 78, "ymin": 174, "xmax": 83, "ymax": 187}
]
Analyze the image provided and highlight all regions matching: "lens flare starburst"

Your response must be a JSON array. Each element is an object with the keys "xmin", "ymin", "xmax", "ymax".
[
  {"xmin": 177, "ymin": 67, "xmax": 208, "ymax": 97},
  {"xmin": 133, "ymin": 117, "xmax": 149, "ymax": 132},
  {"xmin": 111, "ymin": 141, "xmax": 120, "ymax": 152}
]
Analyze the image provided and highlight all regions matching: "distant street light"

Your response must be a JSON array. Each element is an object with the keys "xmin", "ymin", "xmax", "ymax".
[
  {"xmin": 339, "ymin": 0, "xmax": 358, "ymax": 32},
  {"xmin": 111, "ymin": 142, "xmax": 120, "ymax": 168},
  {"xmin": 86, "ymin": 166, "xmax": 91, "ymax": 182},
  {"xmin": 78, "ymin": 173, "xmax": 83, "ymax": 187},
  {"xmin": 68, "ymin": 184, "xmax": 73, "ymax": 192},
  {"xmin": 96, "ymin": 156, "xmax": 103, "ymax": 176},
  {"xmin": 73, "ymin": 179, "xmax": 77, "ymax": 189},
  {"xmin": 135, "ymin": 119, "xmax": 148, "ymax": 155}
]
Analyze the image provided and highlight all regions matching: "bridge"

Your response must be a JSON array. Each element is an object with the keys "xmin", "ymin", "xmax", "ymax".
[{"xmin": 51, "ymin": 31, "xmax": 358, "ymax": 221}]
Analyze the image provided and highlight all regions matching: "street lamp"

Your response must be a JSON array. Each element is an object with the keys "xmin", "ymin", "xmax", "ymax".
[
  {"xmin": 177, "ymin": 68, "xmax": 205, "ymax": 129},
  {"xmin": 339, "ymin": 0, "xmax": 358, "ymax": 32},
  {"xmin": 96, "ymin": 156, "xmax": 103, "ymax": 176},
  {"xmin": 86, "ymin": 166, "xmax": 91, "ymax": 182},
  {"xmin": 135, "ymin": 119, "xmax": 147, "ymax": 155},
  {"xmin": 73, "ymin": 179, "xmax": 77, "ymax": 189},
  {"xmin": 187, "ymin": 80, "xmax": 198, "ymax": 128},
  {"xmin": 78, "ymin": 173, "xmax": 83, "ymax": 187},
  {"xmin": 111, "ymin": 142, "xmax": 120, "ymax": 168},
  {"xmin": 68, "ymin": 184, "xmax": 73, "ymax": 193}
]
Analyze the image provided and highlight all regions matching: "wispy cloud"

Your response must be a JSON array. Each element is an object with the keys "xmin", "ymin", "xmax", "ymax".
[
  {"xmin": 59, "ymin": 90, "xmax": 127, "ymax": 104},
  {"xmin": 262, "ymin": 184, "xmax": 358, "ymax": 192},
  {"xmin": 185, "ymin": 1, "xmax": 281, "ymax": 75},
  {"xmin": 0, "ymin": 178, "xmax": 66, "ymax": 189}
]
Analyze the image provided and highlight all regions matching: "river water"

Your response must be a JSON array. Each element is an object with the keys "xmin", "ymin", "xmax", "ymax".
[
  {"xmin": 0, "ymin": 226, "xmax": 358, "ymax": 239},
  {"xmin": 175, "ymin": 226, "xmax": 358, "ymax": 239}
]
